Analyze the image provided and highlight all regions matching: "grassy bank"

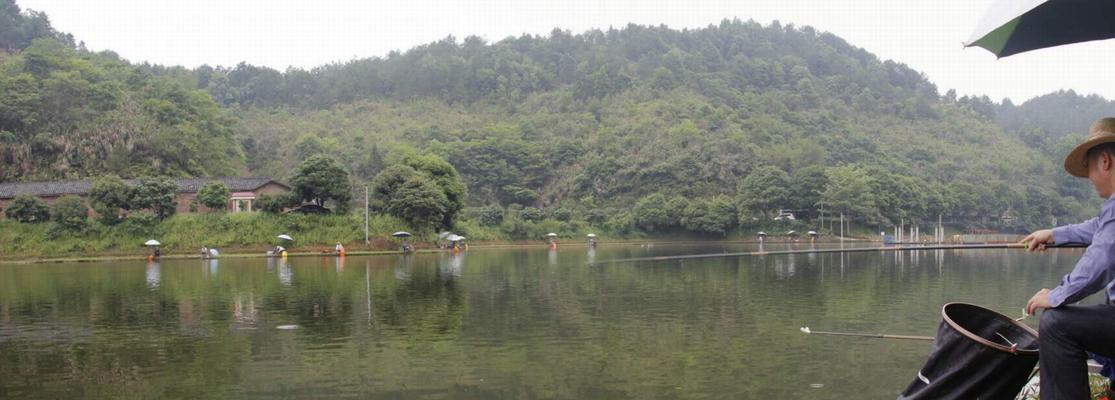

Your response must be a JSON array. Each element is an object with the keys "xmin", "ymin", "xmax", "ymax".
[
  {"xmin": 0, "ymin": 210, "xmax": 913, "ymax": 261},
  {"xmin": 0, "ymin": 212, "xmax": 417, "ymax": 259}
]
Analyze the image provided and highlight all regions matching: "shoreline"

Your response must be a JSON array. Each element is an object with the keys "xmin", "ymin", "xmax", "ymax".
[{"xmin": 0, "ymin": 237, "xmax": 878, "ymax": 264}]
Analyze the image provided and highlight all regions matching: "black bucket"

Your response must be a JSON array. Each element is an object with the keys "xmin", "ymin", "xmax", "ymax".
[{"xmin": 897, "ymin": 302, "xmax": 1039, "ymax": 400}]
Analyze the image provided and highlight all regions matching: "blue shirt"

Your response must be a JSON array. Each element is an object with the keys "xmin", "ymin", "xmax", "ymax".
[{"xmin": 1050, "ymin": 196, "xmax": 1115, "ymax": 307}]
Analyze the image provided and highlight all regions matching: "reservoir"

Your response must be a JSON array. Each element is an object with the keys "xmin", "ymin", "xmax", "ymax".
[{"xmin": 0, "ymin": 244, "xmax": 1091, "ymax": 398}]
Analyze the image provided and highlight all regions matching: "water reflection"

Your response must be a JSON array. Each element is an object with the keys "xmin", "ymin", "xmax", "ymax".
[
  {"xmin": 0, "ymin": 246, "xmax": 1098, "ymax": 399},
  {"xmin": 278, "ymin": 258, "xmax": 292, "ymax": 286},
  {"xmin": 145, "ymin": 261, "xmax": 160, "ymax": 289},
  {"xmin": 395, "ymin": 254, "xmax": 412, "ymax": 281},
  {"xmin": 205, "ymin": 258, "xmax": 219, "ymax": 278},
  {"xmin": 440, "ymin": 253, "xmax": 464, "ymax": 278}
]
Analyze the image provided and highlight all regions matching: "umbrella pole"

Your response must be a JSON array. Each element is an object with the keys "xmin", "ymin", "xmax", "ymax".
[{"xmin": 800, "ymin": 327, "xmax": 934, "ymax": 341}]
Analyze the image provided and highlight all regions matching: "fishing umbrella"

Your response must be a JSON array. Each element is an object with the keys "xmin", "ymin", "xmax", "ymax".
[
  {"xmin": 547, "ymin": 233, "xmax": 558, "ymax": 237},
  {"xmin": 144, "ymin": 239, "xmax": 161, "ymax": 246},
  {"xmin": 392, "ymin": 231, "xmax": 412, "ymax": 238},
  {"xmin": 808, "ymin": 230, "xmax": 818, "ymax": 237},
  {"xmin": 587, "ymin": 233, "xmax": 597, "ymax": 238},
  {"xmin": 757, "ymin": 231, "xmax": 767, "ymax": 236},
  {"xmin": 966, "ymin": 0, "xmax": 1115, "ymax": 57},
  {"xmin": 277, "ymin": 234, "xmax": 294, "ymax": 241}
]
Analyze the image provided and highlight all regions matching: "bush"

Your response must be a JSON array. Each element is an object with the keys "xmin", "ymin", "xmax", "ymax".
[
  {"xmin": 519, "ymin": 207, "xmax": 544, "ymax": 222},
  {"xmin": 551, "ymin": 207, "xmax": 572, "ymax": 222},
  {"xmin": 118, "ymin": 211, "xmax": 159, "ymax": 237},
  {"xmin": 51, "ymin": 195, "xmax": 88, "ymax": 229},
  {"xmin": 605, "ymin": 212, "xmax": 635, "ymax": 235},
  {"xmin": 89, "ymin": 175, "xmax": 131, "ymax": 225},
  {"xmin": 470, "ymin": 205, "xmax": 504, "ymax": 226},
  {"xmin": 256, "ymin": 192, "xmax": 299, "ymax": 213},
  {"xmin": 585, "ymin": 209, "xmax": 608, "ymax": 225},
  {"xmin": 5, "ymin": 193, "xmax": 49, "ymax": 223},
  {"xmin": 197, "ymin": 181, "xmax": 230, "ymax": 211},
  {"xmin": 132, "ymin": 177, "xmax": 178, "ymax": 219}
]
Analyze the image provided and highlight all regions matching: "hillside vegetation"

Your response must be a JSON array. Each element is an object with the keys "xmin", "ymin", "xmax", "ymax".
[{"xmin": 1, "ymin": 0, "xmax": 1110, "ymax": 236}]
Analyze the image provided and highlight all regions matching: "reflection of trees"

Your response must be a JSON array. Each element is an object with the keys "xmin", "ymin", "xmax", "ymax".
[{"xmin": 0, "ymin": 249, "xmax": 1097, "ymax": 398}]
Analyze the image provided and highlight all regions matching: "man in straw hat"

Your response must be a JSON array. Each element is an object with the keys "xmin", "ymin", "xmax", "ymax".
[{"xmin": 1021, "ymin": 117, "xmax": 1115, "ymax": 399}]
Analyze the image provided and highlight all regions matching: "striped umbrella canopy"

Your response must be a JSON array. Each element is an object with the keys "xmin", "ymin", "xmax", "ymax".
[{"xmin": 966, "ymin": 0, "xmax": 1115, "ymax": 57}]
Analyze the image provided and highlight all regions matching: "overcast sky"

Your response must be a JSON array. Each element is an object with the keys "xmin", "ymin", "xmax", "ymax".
[{"xmin": 17, "ymin": 0, "xmax": 1115, "ymax": 102}]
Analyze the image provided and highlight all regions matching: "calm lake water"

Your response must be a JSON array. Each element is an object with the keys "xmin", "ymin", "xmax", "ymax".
[{"xmin": 0, "ymin": 243, "xmax": 1095, "ymax": 399}]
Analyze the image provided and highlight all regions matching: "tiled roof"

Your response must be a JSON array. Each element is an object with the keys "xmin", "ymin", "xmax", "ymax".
[{"xmin": 0, "ymin": 177, "xmax": 288, "ymax": 199}]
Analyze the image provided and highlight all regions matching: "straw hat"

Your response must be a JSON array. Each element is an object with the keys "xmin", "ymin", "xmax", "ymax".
[{"xmin": 1064, "ymin": 118, "xmax": 1115, "ymax": 177}]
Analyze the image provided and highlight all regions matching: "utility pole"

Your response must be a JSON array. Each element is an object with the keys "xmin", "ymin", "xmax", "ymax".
[{"xmin": 364, "ymin": 185, "xmax": 369, "ymax": 245}]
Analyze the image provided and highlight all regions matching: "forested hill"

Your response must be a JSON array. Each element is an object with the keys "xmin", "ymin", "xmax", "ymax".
[
  {"xmin": 994, "ymin": 91, "xmax": 1115, "ymax": 162},
  {"xmin": 0, "ymin": 1, "xmax": 244, "ymax": 181},
  {"xmin": 0, "ymin": 0, "xmax": 1102, "ymax": 231}
]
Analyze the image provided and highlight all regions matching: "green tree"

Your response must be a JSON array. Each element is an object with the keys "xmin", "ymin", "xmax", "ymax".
[
  {"xmin": 737, "ymin": 165, "xmax": 792, "ymax": 218},
  {"xmin": 88, "ymin": 175, "xmax": 132, "ymax": 224},
  {"xmin": 386, "ymin": 175, "xmax": 448, "ymax": 231},
  {"xmin": 822, "ymin": 165, "xmax": 876, "ymax": 224},
  {"xmin": 519, "ymin": 207, "xmax": 544, "ymax": 222},
  {"xmin": 682, "ymin": 196, "xmax": 736, "ymax": 236},
  {"xmin": 4, "ymin": 193, "xmax": 49, "ymax": 223},
  {"xmin": 256, "ymin": 192, "xmax": 299, "ymax": 213},
  {"xmin": 402, "ymin": 154, "xmax": 467, "ymax": 227},
  {"xmin": 370, "ymin": 164, "xmax": 419, "ymax": 212},
  {"xmin": 290, "ymin": 154, "xmax": 352, "ymax": 212},
  {"xmin": 50, "ymin": 195, "xmax": 87, "ymax": 229},
  {"xmin": 471, "ymin": 205, "xmax": 505, "ymax": 226},
  {"xmin": 197, "ymin": 181, "xmax": 230, "ymax": 211},
  {"xmin": 132, "ymin": 177, "xmax": 179, "ymax": 220},
  {"xmin": 633, "ymin": 193, "xmax": 669, "ymax": 232}
]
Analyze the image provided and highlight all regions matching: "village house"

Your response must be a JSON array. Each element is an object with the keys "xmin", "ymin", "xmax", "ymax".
[{"xmin": 0, "ymin": 177, "xmax": 290, "ymax": 217}]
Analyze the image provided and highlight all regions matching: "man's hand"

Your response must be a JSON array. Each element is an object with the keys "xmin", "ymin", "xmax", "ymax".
[
  {"xmin": 1020, "ymin": 229, "xmax": 1055, "ymax": 252},
  {"xmin": 1026, "ymin": 289, "xmax": 1053, "ymax": 315}
]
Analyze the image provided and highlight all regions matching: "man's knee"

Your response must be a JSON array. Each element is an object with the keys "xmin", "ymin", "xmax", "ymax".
[{"xmin": 1040, "ymin": 307, "xmax": 1068, "ymax": 333}]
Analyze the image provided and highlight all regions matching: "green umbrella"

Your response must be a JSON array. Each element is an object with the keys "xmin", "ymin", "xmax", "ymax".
[{"xmin": 966, "ymin": 0, "xmax": 1115, "ymax": 57}]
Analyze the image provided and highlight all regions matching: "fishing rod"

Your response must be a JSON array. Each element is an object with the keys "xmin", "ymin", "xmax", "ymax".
[
  {"xmin": 597, "ymin": 242, "xmax": 1086, "ymax": 264},
  {"xmin": 800, "ymin": 315, "xmax": 1030, "ymax": 343},
  {"xmin": 799, "ymin": 327, "xmax": 934, "ymax": 341}
]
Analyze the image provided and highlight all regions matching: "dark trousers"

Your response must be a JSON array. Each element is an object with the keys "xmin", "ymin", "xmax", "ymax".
[{"xmin": 1040, "ymin": 304, "xmax": 1115, "ymax": 399}]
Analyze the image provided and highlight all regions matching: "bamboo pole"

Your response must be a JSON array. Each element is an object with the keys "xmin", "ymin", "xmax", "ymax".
[{"xmin": 598, "ymin": 243, "xmax": 1085, "ymax": 264}]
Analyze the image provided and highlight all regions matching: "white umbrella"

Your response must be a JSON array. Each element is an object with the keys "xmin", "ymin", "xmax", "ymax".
[
  {"xmin": 587, "ymin": 233, "xmax": 597, "ymax": 238},
  {"xmin": 966, "ymin": 0, "xmax": 1115, "ymax": 58},
  {"xmin": 547, "ymin": 233, "xmax": 558, "ymax": 237},
  {"xmin": 438, "ymin": 231, "xmax": 452, "ymax": 240},
  {"xmin": 144, "ymin": 239, "xmax": 161, "ymax": 246},
  {"xmin": 757, "ymin": 231, "xmax": 767, "ymax": 236},
  {"xmin": 446, "ymin": 234, "xmax": 463, "ymax": 241},
  {"xmin": 808, "ymin": 231, "xmax": 818, "ymax": 236},
  {"xmin": 392, "ymin": 231, "xmax": 412, "ymax": 238},
  {"xmin": 457, "ymin": 236, "xmax": 466, "ymax": 240},
  {"xmin": 277, "ymin": 234, "xmax": 294, "ymax": 241}
]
